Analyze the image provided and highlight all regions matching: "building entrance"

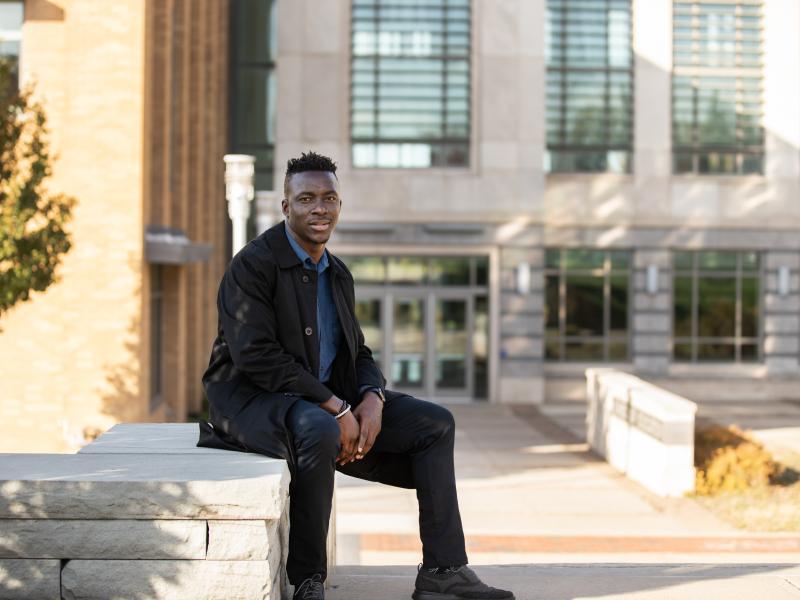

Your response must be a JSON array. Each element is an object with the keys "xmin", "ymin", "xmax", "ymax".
[{"xmin": 344, "ymin": 255, "xmax": 489, "ymax": 402}]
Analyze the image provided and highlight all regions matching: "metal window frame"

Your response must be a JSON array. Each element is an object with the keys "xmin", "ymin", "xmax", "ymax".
[
  {"xmin": 671, "ymin": 0, "xmax": 765, "ymax": 174},
  {"xmin": 229, "ymin": 0, "xmax": 277, "ymax": 188},
  {"xmin": 544, "ymin": 248, "xmax": 632, "ymax": 362},
  {"xmin": 671, "ymin": 249, "xmax": 764, "ymax": 363},
  {"xmin": 545, "ymin": 0, "xmax": 634, "ymax": 172},
  {"xmin": 349, "ymin": 0, "xmax": 472, "ymax": 168}
]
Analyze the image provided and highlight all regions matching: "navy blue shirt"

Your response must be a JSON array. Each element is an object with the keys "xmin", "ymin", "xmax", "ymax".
[{"xmin": 285, "ymin": 227, "xmax": 342, "ymax": 383}]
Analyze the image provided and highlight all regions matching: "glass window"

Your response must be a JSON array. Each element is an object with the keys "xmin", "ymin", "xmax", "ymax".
[
  {"xmin": 231, "ymin": 0, "xmax": 277, "ymax": 191},
  {"xmin": 0, "ymin": 1, "xmax": 23, "ymax": 91},
  {"xmin": 350, "ymin": 0, "xmax": 471, "ymax": 168},
  {"xmin": 545, "ymin": 248, "xmax": 631, "ymax": 361},
  {"xmin": 672, "ymin": 250, "xmax": 761, "ymax": 362},
  {"xmin": 546, "ymin": 0, "xmax": 633, "ymax": 173},
  {"xmin": 672, "ymin": 2, "xmax": 764, "ymax": 174}
]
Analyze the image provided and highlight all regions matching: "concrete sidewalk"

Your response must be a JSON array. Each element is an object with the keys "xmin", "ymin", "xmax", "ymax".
[
  {"xmin": 329, "ymin": 564, "xmax": 800, "ymax": 599},
  {"xmin": 331, "ymin": 401, "xmax": 800, "ymax": 597}
]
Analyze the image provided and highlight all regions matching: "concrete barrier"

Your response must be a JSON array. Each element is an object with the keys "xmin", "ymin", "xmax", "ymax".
[
  {"xmin": 0, "ymin": 423, "xmax": 301, "ymax": 599},
  {"xmin": 586, "ymin": 368, "xmax": 697, "ymax": 497}
]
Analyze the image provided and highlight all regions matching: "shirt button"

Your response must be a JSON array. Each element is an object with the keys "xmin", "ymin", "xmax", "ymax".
[
  {"xmin": 301, "ymin": 274, "xmax": 310, "ymax": 283},
  {"xmin": 305, "ymin": 327, "xmax": 313, "ymax": 336}
]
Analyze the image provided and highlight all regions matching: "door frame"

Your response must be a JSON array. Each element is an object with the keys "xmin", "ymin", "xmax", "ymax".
[{"xmin": 330, "ymin": 243, "xmax": 500, "ymax": 403}]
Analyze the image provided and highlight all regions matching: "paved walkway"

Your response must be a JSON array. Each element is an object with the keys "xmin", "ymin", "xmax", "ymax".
[{"xmin": 331, "ymin": 401, "xmax": 800, "ymax": 597}]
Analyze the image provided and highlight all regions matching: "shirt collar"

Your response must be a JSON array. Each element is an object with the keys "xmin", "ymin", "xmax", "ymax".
[{"xmin": 285, "ymin": 225, "xmax": 329, "ymax": 272}]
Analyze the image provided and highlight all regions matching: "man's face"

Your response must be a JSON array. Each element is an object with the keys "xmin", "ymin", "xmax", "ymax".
[{"xmin": 282, "ymin": 171, "xmax": 342, "ymax": 247}]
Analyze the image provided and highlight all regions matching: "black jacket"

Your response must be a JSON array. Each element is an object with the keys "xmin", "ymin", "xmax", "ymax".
[{"xmin": 200, "ymin": 221, "xmax": 385, "ymax": 446}]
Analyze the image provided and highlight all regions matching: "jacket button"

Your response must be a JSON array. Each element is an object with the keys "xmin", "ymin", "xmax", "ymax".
[
  {"xmin": 301, "ymin": 274, "xmax": 310, "ymax": 283},
  {"xmin": 305, "ymin": 327, "xmax": 313, "ymax": 336}
]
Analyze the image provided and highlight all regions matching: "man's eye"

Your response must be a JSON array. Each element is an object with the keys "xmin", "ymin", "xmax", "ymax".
[
  {"xmin": 299, "ymin": 197, "xmax": 311, "ymax": 203},
  {"xmin": 325, "ymin": 196, "xmax": 338, "ymax": 203}
]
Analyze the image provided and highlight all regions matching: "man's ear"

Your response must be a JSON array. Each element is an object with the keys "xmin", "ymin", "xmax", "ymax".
[{"xmin": 281, "ymin": 198, "xmax": 289, "ymax": 217}]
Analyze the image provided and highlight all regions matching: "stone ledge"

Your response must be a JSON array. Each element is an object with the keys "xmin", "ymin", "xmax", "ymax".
[
  {"xmin": 78, "ymin": 423, "xmax": 231, "ymax": 455},
  {"xmin": 0, "ymin": 519, "xmax": 206, "ymax": 559},
  {"xmin": 0, "ymin": 453, "xmax": 289, "ymax": 520},
  {"xmin": 61, "ymin": 559, "xmax": 276, "ymax": 600},
  {"xmin": 0, "ymin": 558, "xmax": 60, "ymax": 600}
]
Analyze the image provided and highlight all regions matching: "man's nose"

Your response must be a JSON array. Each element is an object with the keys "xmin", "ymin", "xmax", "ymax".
[{"xmin": 310, "ymin": 200, "xmax": 327, "ymax": 213}]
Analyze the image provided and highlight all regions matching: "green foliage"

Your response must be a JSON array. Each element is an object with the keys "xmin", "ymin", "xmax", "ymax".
[{"xmin": 0, "ymin": 59, "xmax": 75, "ymax": 317}]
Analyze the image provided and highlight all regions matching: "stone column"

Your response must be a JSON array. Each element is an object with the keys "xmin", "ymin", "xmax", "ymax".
[
  {"xmin": 632, "ymin": 0, "xmax": 672, "ymax": 182},
  {"xmin": 764, "ymin": 251, "xmax": 800, "ymax": 375},
  {"xmin": 632, "ymin": 249, "xmax": 671, "ymax": 374},
  {"xmin": 498, "ymin": 246, "xmax": 545, "ymax": 404}
]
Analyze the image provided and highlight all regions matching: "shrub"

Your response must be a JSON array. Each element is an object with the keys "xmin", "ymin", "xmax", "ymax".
[{"xmin": 694, "ymin": 425, "xmax": 784, "ymax": 496}]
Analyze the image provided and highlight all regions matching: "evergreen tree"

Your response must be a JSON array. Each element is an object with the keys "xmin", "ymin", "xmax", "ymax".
[{"xmin": 0, "ymin": 59, "xmax": 75, "ymax": 318}]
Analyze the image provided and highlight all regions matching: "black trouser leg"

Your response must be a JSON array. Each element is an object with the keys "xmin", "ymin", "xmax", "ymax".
[
  {"xmin": 284, "ymin": 399, "xmax": 340, "ymax": 585},
  {"xmin": 338, "ymin": 394, "xmax": 469, "ymax": 568}
]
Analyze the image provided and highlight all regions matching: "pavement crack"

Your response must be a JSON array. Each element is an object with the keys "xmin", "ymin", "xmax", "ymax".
[{"xmin": 784, "ymin": 576, "xmax": 800, "ymax": 595}]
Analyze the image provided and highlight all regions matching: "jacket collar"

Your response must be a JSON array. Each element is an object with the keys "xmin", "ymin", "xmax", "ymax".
[{"xmin": 264, "ymin": 220, "xmax": 346, "ymax": 278}]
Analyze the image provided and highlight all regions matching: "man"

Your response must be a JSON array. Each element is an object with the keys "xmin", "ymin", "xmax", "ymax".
[{"xmin": 200, "ymin": 151, "xmax": 514, "ymax": 600}]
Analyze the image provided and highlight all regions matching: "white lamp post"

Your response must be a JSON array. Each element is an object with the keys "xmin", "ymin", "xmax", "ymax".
[{"xmin": 224, "ymin": 154, "xmax": 256, "ymax": 255}]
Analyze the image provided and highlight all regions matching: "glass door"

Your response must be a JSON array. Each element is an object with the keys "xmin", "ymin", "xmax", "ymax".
[
  {"xmin": 391, "ymin": 296, "xmax": 426, "ymax": 391},
  {"xmin": 433, "ymin": 295, "xmax": 471, "ymax": 399}
]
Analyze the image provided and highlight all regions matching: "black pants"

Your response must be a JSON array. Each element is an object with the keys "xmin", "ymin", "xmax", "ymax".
[{"xmin": 229, "ymin": 392, "xmax": 468, "ymax": 585}]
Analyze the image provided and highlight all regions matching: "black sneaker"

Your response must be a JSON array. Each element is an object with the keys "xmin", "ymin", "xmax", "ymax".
[
  {"xmin": 412, "ymin": 565, "xmax": 515, "ymax": 599},
  {"xmin": 293, "ymin": 573, "xmax": 324, "ymax": 600}
]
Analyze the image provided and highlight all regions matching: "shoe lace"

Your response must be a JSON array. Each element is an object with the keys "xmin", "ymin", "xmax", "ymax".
[{"xmin": 297, "ymin": 573, "xmax": 324, "ymax": 599}]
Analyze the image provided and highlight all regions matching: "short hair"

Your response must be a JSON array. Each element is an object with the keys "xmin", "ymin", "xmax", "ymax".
[{"xmin": 284, "ymin": 151, "xmax": 338, "ymax": 193}]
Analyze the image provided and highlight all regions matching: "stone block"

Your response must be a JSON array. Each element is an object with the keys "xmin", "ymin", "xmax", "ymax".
[
  {"xmin": 764, "ymin": 334, "xmax": 800, "ymax": 355},
  {"xmin": 207, "ymin": 520, "xmax": 279, "ymax": 561},
  {"xmin": 0, "ymin": 558, "xmax": 60, "ymax": 600},
  {"xmin": 633, "ymin": 249, "xmax": 671, "ymax": 269},
  {"xmin": 499, "ymin": 246, "xmax": 544, "ymax": 269},
  {"xmin": 501, "ymin": 314, "xmax": 544, "ymax": 337},
  {"xmin": 61, "ymin": 559, "xmax": 276, "ymax": 600},
  {"xmin": 501, "ymin": 292, "xmax": 544, "ymax": 314},
  {"xmin": 765, "ymin": 251, "xmax": 800, "ymax": 270},
  {"xmin": 764, "ymin": 314, "xmax": 800, "ymax": 335},
  {"xmin": 633, "ymin": 292, "xmax": 671, "ymax": 312},
  {"xmin": 0, "ymin": 453, "xmax": 289, "ymax": 520},
  {"xmin": 765, "ymin": 293, "xmax": 800, "ymax": 313},
  {"xmin": 633, "ymin": 333, "xmax": 670, "ymax": 355},
  {"xmin": 78, "ymin": 423, "xmax": 232, "ymax": 455},
  {"xmin": 501, "ymin": 335, "xmax": 543, "ymax": 359},
  {"xmin": 0, "ymin": 519, "xmax": 206, "ymax": 559},
  {"xmin": 633, "ymin": 313, "xmax": 670, "ymax": 333}
]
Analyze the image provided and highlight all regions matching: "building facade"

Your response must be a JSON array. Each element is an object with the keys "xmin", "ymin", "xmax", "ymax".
[
  {"xmin": 254, "ymin": 0, "xmax": 800, "ymax": 404},
  {"xmin": 0, "ymin": 0, "xmax": 230, "ymax": 452},
  {"xmin": 1, "ymin": 0, "xmax": 799, "ymax": 452}
]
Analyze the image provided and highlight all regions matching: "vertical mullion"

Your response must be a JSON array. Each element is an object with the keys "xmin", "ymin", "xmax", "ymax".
[
  {"xmin": 372, "ymin": 3, "xmax": 380, "ymax": 147},
  {"xmin": 559, "ymin": 250, "xmax": 566, "ymax": 361},
  {"xmin": 691, "ymin": 253, "xmax": 699, "ymax": 362},
  {"xmin": 603, "ymin": 253, "xmax": 611, "ymax": 360},
  {"xmin": 441, "ymin": 2, "xmax": 448, "ymax": 161},
  {"xmin": 735, "ymin": 253, "xmax": 742, "ymax": 361}
]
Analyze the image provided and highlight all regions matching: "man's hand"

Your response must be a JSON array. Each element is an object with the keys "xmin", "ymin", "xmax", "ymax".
[
  {"xmin": 352, "ymin": 392, "xmax": 383, "ymax": 460},
  {"xmin": 336, "ymin": 411, "xmax": 360, "ymax": 466}
]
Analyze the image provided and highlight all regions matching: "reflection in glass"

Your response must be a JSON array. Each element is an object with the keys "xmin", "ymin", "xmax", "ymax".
[
  {"xmin": 565, "ymin": 274, "xmax": 604, "ymax": 337},
  {"xmin": 355, "ymin": 299, "xmax": 382, "ymax": 369},
  {"xmin": 475, "ymin": 257, "xmax": 488, "ymax": 286},
  {"xmin": 388, "ymin": 258, "xmax": 427, "ymax": 285},
  {"xmin": 430, "ymin": 258, "xmax": 470, "ymax": 286},
  {"xmin": 565, "ymin": 341, "xmax": 603, "ymax": 360},
  {"xmin": 392, "ymin": 298, "xmax": 425, "ymax": 388},
  {"xmin": 741, "ymin": 277, "xmax": 759, "ymax": 337},
  {"xmin": 436, "ymin": 299, "xmax": 467, "ymax": 389},
  {"xmin": 673, "ymin": 276, "xmax": 692, "ymax": 337},
  {"xmin": 609, "ymin": 276, "xmax": 628, "ymax": 335},
  {"xmin": 473, "ymin": 296, "xmax": 488, "ymax": 399},
  {"xmin": 345, "ymin": 257, "xmax": 386, "ymax": 284},
  {"xmin": 545, "ymin": 275, "xmax": 559, "ymax": 333},
  {"xmin": 698, "ymin": 277, "xmax": 736, "ymax": 337}
]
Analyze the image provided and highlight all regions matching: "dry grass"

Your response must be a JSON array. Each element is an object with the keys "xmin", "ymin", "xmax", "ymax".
[{"xmin": 693, "ymin": 426, "xmax": 800, "ymax": 531}]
